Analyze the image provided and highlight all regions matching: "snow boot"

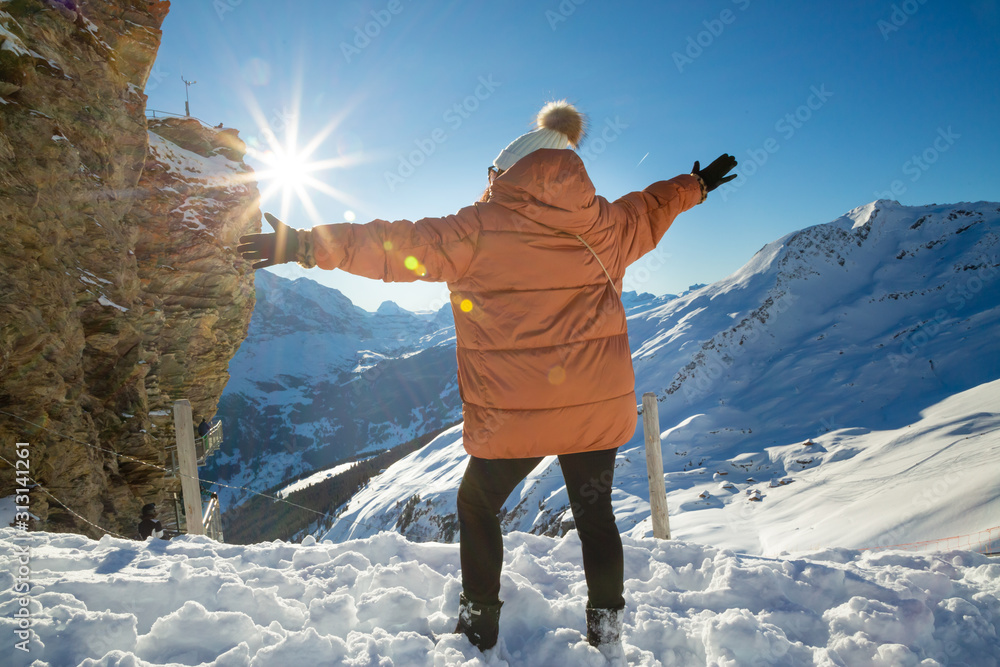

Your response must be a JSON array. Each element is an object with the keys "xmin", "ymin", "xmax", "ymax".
[
  {"xmin": 454, "ymin": 593, "xmax": 502, "ymax": 651},
  {"xmin": 587, "ymin": 606, "xmax": 626, "ymax": 661}
]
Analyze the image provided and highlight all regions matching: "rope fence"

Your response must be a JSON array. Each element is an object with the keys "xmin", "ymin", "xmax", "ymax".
[
  {"xmin": 145, "ymin": 109, "xmax": 213, "ymax": 127},
  {"xmin": 0, "ymin": 451, "xmax": 131, "ymax": 541},
  {"xmin": 0, "ymin": 408, "xmax": 370, "ymax": 537},
  {"xmin": 861, "ymin": 525, "xmax": 1000, "ymax": 556}
]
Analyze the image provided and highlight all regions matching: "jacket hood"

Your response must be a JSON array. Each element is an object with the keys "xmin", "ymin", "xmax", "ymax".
[{"xmin": 488, "ymin": 149, "xmax": 600, "ymax": 234}]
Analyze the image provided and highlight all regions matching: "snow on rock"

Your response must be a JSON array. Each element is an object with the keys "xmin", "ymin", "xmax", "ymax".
[
  {"xmin": 1, "ymin": 528, "xmax": 997, "ymax": 666},
  {"xmin": 97, "ymin": 294, "xmax": 129, "ymax": 312}
]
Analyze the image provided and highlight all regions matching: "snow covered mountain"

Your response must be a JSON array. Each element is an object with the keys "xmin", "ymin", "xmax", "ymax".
[
  {"xmin": 208, "ymin": 271, "xmax": 461, "ymax": 507},
  {"xmin": 324, "ymin": 200, "xmax": 1000, "ymax": 555}
]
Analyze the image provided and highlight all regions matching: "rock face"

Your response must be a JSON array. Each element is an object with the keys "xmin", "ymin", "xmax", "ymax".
[
  {"xmin": 134, "ymin": 117, "xmax": 259, "ymax": 462},
  {"xmin": 0, "ymin": 0, "xmax": 259, "ymax": 537}
]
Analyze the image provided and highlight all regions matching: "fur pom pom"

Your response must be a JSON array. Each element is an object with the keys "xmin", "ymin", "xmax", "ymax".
[{"xmin": 536, "ymin": 100, "xmax": 586, "ymax": 147}]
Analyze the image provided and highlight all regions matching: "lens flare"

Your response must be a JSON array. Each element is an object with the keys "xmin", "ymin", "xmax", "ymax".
[{"xmin": 238, "ymin": 79, "xmax": 372, "ymax": 227}]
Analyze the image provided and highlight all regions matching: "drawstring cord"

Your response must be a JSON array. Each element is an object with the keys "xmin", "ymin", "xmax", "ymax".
[{"xmin": 575, "ymin": 234, "xmax": 620, "ymax": 296}]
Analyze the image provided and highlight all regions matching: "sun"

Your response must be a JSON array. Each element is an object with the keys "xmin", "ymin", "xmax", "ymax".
[
  {"xmin": 252, "ymin": 141, "xmax": 325, "ymax": 207},
  {"xmin": 268, "ymin": 150, "xmax": 311, "ymax": 187},
  {"xmin": 241, "ymin": 91, "xmax": 369, "ymax": 227}
]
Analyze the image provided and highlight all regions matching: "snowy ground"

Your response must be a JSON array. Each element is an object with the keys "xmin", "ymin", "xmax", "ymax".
[{"xmin": 1, "ymin": 528, "xmax": 998, "ymax": 666}]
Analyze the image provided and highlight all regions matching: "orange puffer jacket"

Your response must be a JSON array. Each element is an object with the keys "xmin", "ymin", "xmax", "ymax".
[{"xmin": 309, "ymin": 149, "xmax": 704, "ymax": 458}]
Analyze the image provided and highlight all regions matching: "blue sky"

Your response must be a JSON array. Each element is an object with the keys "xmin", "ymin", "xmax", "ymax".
[{"xmin": 147, "ymin": 0, "xmax": 1000, "ymax": 312}]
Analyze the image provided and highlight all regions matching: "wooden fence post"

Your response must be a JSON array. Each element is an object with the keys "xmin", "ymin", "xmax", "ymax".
[
  {"xmin": 172, "ymin": 399, "xmax": 204, "ymax": 535},
  {"xmin": 642, "ymin": 392, "xmax": 671, "ymax": 540}
]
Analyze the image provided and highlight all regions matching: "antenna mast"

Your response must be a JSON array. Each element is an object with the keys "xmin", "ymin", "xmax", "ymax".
[{"xmin": 181, "ymin": 75, "xmax": 197, "ymax": 116}]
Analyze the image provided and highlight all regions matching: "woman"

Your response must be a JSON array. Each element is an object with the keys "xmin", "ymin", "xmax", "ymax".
[{"xmin": 238, "ymin": 101, "xmax": 736, "ymax": 654}]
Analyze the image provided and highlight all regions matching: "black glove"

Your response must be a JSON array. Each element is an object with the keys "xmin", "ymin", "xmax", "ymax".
[
  {"xmin": 692, "ymin": 154, "xmax": 738, "ymax": 193},
  {"xmin": 237, "ymin": 213, "xmax": 299, "ymax": 269}
]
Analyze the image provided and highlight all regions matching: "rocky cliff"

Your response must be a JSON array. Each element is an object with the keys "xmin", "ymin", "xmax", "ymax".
[
  {"xmin": 0, "ymin": 0, "xmax": 259, "ymax": 537},
  {"xmin": 133, "ymin": 116, "xmax": 259, "ymax": 472}
]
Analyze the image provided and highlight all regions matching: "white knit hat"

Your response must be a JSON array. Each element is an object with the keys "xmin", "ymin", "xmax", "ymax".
[{"xmin": 493, "ymin": 100, "xmax": 586, "ymax": 172}]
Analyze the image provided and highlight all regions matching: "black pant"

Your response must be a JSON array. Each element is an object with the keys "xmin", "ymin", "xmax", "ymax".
[{"xmin": 457, "ymin": 448, "xmax": 625, "ymax": 610}]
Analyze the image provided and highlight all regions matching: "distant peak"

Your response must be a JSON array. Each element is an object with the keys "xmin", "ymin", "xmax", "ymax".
[
  {"xmin": 844, "ymin": 201, "xmax": 880, "ymax": 230},
  {"xmin": 376, "ymin": 301, "xmax": 405, "ymax": 314}
]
